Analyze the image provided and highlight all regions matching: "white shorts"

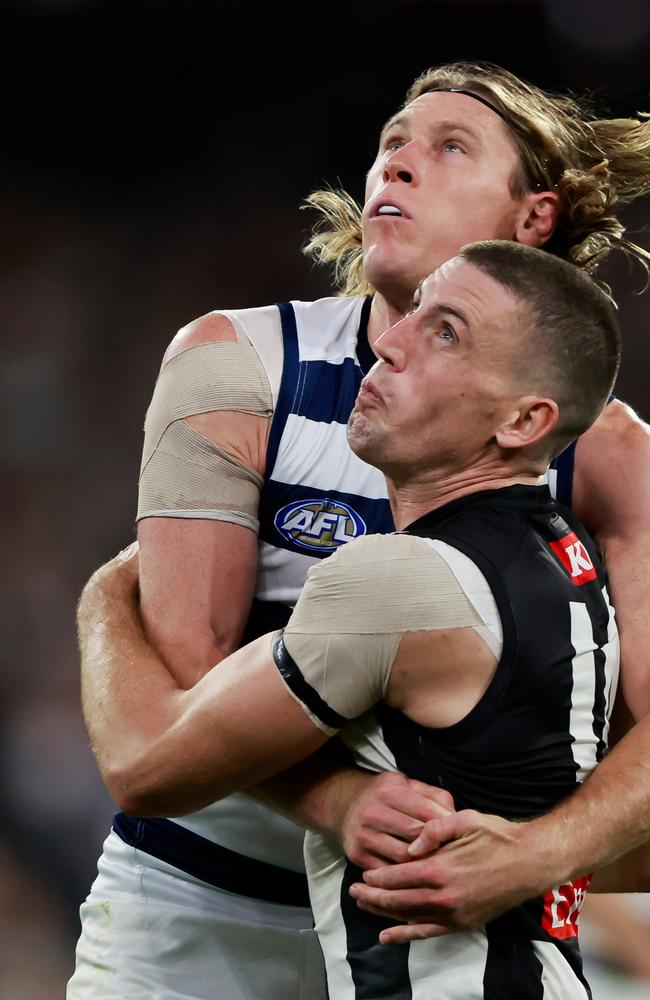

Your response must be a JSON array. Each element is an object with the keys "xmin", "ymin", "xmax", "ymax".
[{"xmin": 67, "ymin": 831, "xmax": 327, "ymax": 1000}]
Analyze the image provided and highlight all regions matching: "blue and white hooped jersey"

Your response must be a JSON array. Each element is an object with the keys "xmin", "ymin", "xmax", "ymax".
[{"xmin": 254, "ymin": 295, "xmax": 394, "ymax": 608}]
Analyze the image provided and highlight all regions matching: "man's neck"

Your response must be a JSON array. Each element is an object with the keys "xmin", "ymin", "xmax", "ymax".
[{"xmin": 387, "ymin": 468, "xmax": 543, "ymax": 531}]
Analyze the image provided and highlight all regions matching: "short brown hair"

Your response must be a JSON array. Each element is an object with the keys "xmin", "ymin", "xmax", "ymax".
[{"xmin": 458, "ymin": 240, "xmax": 621, "ymax": 456}]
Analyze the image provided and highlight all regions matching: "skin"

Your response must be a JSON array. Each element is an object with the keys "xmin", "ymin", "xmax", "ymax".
[
  {"xmin": 81, "ymin": 85, "xmax": 650, "ymax": 924},
  {"xmin": 79, "ymin": 261, "xmax": 567, "ymax": 820},
  {"xmin": 86, "ymin": 87, "xmax": 559, "ymax": 856},
  {"xmin": 362, "ymin": 91, "xmax": 557, "ymax": 333}
]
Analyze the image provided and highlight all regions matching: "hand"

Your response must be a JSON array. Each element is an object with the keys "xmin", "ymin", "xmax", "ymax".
[
  {"xmin": 338, "ymin": 771, "xmax": 455, "ymax": 870},
  {"xmin": 349, "ymin": 809, "xmax": 542, "ymax": 942}
]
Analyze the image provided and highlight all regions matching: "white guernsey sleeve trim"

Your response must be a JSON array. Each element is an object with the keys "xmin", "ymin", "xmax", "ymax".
[{"xmin": 276, "ymin": 533, "xmax": 488, "ymax": 728}]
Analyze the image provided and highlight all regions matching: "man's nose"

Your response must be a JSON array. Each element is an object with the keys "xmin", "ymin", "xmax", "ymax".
[
  {"xmin": 374, "ymin": 318, "xmax": 413, "ymax": 371},
  {"xmin": 382, "ymin": 139, "xmax": 420, "ymax": 186}
]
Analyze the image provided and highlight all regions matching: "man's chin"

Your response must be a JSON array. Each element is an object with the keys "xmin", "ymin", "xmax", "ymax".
[
  {"xmin": 347, "ymin": 423, "xmax": 383, "ymax": 471},
  {"xmin": 363, "ymin": 252, "xmax": 419, "ymax": 300}
]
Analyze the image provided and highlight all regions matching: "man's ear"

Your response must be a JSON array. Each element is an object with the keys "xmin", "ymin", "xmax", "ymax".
[
  {"xmin": 496, "ymin": 395, "xmax": 560, "ymax": 450},
  {"xmin": 515, "ymin": 192, "xmax": 559, "ymax": 248}
]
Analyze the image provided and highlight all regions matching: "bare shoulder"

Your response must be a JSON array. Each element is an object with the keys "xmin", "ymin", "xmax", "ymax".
[
  {"xmin": 162, "ymin": 311, "xmax": 237, "ymax": 364},
  {"xmin": 580, "ymin": 398, "xmax": 649, "ymax": 446},
  {"xmin": 573, "ymin": 399, "xmax": 650, "ymax": 537}
]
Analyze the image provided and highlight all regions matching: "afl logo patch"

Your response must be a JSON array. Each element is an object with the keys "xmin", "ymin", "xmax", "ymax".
[{"xmin": 274, "ymin": 498, "xmax": 366, "ymax": 552}]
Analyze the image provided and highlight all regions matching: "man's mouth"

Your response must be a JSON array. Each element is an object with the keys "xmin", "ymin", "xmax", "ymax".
[
  {"xmin": 358, "ymin": 380, "xmax": 384, "ymax": 405},
  {"xmin": 376, "ymin": 204, "xmax": 403, "ymax": 217}
]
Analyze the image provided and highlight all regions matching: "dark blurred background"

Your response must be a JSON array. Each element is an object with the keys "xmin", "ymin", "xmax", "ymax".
[{"xmin": 2, "ymin": 1, "xmax": 649, "ymax": 995}]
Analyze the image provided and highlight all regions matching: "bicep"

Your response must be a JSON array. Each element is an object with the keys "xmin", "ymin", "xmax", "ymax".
[{"xmin": 573, "ymin": 402, "xmax": 650, "ymax": 720}]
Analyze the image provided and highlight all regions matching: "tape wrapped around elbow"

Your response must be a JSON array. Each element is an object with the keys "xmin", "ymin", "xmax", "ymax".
[{"xmin": 137, "ymin": 341, "xmax": 271, "ymax": 530}]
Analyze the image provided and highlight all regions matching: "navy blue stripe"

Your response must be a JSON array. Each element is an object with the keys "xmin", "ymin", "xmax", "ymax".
[
  {"xmin": 293, "ymin": 357, "xmax": 364, "ymax": 424},
  {"xmin": 550, "ymin": 439, "xmax": 576, "ymax": 507},
  {"xmin": 112, "ymin": 813, "xmax": 310, "ymax": 907},
  {"xmin": 273, "ymin": 632, "xmax": 346, "ymax": 731},
  {"xmin": 355, "ymin": 296, "xmax": 376, "ymax": 375},
  {"xmin": 266, "ymin": 302, "xmax": 299, "ymax": 478}
]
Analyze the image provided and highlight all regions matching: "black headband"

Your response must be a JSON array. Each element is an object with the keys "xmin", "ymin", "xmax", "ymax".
[
  {"xmin": 427, "ymin": 87, "xmax": 519, "ymax": 131},
  {"xmin": 427, "ymin": 87, "xmax": 551, "ymax": 189}
]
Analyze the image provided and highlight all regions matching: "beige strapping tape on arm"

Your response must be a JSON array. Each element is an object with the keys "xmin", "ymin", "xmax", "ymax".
[
  {"xmin": 283, "ymin": 533, "xmax": 483, "ymax": 722},
  {"xmin": 137, "ymin": 342, "xmax": 272, "ymax": 527}
]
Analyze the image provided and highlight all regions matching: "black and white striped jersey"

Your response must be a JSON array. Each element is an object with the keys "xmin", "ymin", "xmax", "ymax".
[{"xmin": 275, "ymin": 484, "xmax": 619, "ymax": 999}]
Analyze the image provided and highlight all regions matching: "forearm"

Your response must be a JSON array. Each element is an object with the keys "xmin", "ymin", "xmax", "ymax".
[
  {"xmin": 520, "ymin": 716, "xmax": 650, "ymax": 889},
  {"xmin": 79, "ymin": 555, "xmax": 184, "ymax": 792},
  {"xmin": 255, "ymin": 751, "xmax": 455, "ymax": 871},
  {"xmin": 251, "ymin": 742, "xmax": 371, "ymax": 833}
]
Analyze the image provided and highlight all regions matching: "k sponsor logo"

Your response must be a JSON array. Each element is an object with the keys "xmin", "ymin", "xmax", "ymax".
[
  {"xmin": 274, "ymin": 498, "xmax": 366, "ymax": 552},
  {"xmin": 549, "ymin": 532, "xmax": 597, "ymax": 586}
]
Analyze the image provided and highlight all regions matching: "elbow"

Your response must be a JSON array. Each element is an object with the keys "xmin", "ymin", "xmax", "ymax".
[
  {"xmin": 107, "ymin": 776, "xmax": 160, "ymax": 817},
  {"xmin": 99, "ymin": 745, "xmax": 222, "ymax": 818},
  {"xmin": 98, "ymin": 747, "xmax": 176, "ymax": 817}
]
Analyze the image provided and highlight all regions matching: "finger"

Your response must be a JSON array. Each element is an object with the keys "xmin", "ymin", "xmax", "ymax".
[
  {"xmin": 350, "ymin": 881, "xmax": 443, "ymax": 914},
  {"xmin": 354, "ymin": 895, "xmax": 443, "ymax": 923},
  {"xmin": 355, "ymin": 803, "xmax": 425, "ymax": 842},
  {"xmin": 391, "ymin": 790, "xmax": 452, "ymax": 825},
  {"xmin": 359, "ymin": 775, "xmax": 453, "ymax": 831},
  {"xmin": 379, "ymin": 922, "xmax": 451, "ymax": 944},
  {"xmin": 362, "ymin": 859, "xmax": 439, "ymax": 890},
  {"xmin": 356, "ymin": 834, "xmax": 418, "ymax": 868},
  {"xmin": 407, "ymin": 780, "xmax": 455, "ymax": 815},
  {"xmin": 408, "ymin": 812, "xmax": 480, "ymax": 856}
]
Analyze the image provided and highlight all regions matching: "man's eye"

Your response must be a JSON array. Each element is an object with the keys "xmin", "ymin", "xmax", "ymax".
[
  {"xmin": 442, "ymin": 140, "xmax": 465, "ymax": 154},
  {"xmin": 384, "ymin": 135, "xmax": 405, "ymax": 152},
  {"xmin": 439, "ymin": 326, "xmax": 456, "ymax": 342}
]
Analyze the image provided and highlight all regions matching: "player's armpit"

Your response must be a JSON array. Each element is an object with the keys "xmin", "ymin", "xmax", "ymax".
[{"xmin": 573, "ymin": 400, "xmax": 650, "ymax": 720}]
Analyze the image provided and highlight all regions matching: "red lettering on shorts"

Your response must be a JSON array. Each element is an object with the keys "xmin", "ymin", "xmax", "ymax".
[{"xmin": 542, "ymin": 874, "xmax": 592, "ymax": 939}]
